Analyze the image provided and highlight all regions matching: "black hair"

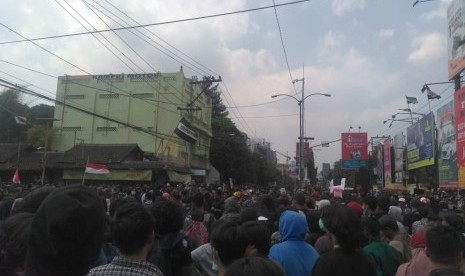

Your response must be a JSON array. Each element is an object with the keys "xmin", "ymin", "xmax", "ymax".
[
  {"xmin": 224, "ymin": 256, "xmax": 285, "ymax": 276},
  {"xmin": 12, "ymin": 186, "xmax": 55, "ymax": 214},
  {"xmin": 376, "ymin": 195, "xmax": 390, "ymax": 214},
  {"xmin": 321, "ymin": 204, "xmax": 365, "ymax": 251},
  {"xmin": 362, "ymin": 196, "xmax": 377, "ymax": 211},
  {"xmin": 211, "ymin": 221, "xmax": 248, "ymax": 267},
  {"xmin": 418, "ymin": 207, "xmax": 429, "ymax": 218},
  {"xmin": 151, "ymin": 199, "xmax": 185, "ymax": 235},
  {"xmin": 293, "ymin": 193, "xmax": 306, "ymax": 206},
  {"xmin": 109, "ymin": 196, "xmax": 138, "ymax": 217},
  {"xmin": 362, "ymin": 217, "xmax": 381, "ymax": 238},
  {"xmin": 426, "ymin": 225, "xmax": 462, "ymax": 266},
  {"xmin": 191, "ymin": 192, "xmax": 204, "ymax": 208},
  {"xmin": 111, "ymin": 201, "xmax": 153, "ymax": 255},
  {"xmin": 240, "ymin": 208, "xmax": 258, "ymax": 223},
  {"xmin": 410, "ymin": 198, "xmax": 421, "ymax": 209},
  {"xmin": 242, "ymin": 221, "xmax": 271, "ymax": 256},
  {"xmin": 443, "ymin": 214, "xmax": 464, "ymax": 232},
  {"xmin": 0, "ymin": 212, "xmax": 34, "ymax": 275}
]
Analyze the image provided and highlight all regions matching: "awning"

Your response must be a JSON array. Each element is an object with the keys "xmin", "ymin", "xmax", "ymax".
[
  {"xmin": 191, "ymin": 169, "xmax": 206, "ymax": 176},
  {"xmin": 167, "ymin": 170, "xmax": 191, "ymax": 183},
  {"xmin": 63, "ymin": 169, "xmax": 152, "ymax": 181}
]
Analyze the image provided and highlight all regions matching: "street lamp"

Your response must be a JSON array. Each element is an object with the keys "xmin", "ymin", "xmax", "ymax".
[{"xmin": 271, "ymin": 92, "xmax": 331, "ymax": 189}]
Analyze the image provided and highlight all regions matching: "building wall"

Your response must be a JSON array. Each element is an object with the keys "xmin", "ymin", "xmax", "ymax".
[{"xmin": 52, "ymin": 71, "xmax": 212, "ymax": 169}]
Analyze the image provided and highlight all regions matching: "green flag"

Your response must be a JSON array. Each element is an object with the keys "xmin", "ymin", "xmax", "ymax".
[{"xmin": 406, "ymin": 96, "xmax": 418, "ymax": 104}]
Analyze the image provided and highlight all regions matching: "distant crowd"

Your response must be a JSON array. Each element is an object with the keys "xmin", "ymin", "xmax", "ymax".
[{"xmin": 0, "ymin": 180, "xmax": 465, "ymax": 276}]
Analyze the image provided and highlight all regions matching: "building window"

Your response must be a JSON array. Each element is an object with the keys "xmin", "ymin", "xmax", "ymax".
[
  {"xmin": 65, "ymin": 94, "xmax": 85, "ymax": 100},
  {"xmin": 62, "ymin": 126, "xmax": 82, "ymax": 131},
  {"xmin": 99, "ymin": 94, "xmax": 120, "ymax": 99},
  {"xmin": 96, "ymin": 127, "xmax": 118, "ymax": 132},
  {"xmin": 133, "ymin": 93, "xmax": 153, "ymax": 99}
]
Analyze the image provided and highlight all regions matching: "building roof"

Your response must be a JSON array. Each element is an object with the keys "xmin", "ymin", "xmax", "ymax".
[{"xmin": 58, "ymin": 144, "xmax": 143, "ymax": 164}]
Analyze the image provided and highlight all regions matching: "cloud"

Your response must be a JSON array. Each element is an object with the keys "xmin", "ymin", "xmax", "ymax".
[
  {"xmin": 408, "ymin": 33, "xmax": 445, "ymax": 64},
  {"xmin": 318, "ymin": 31, "xmax": 345, "ymax": 58},
  {"xmin": 378, "ymin": 29, "xmax": 394, "ymax": 39},
  {"xmin": 422, "ymin": 0, "xmax": 451, "ymax": 21},
  {"xmin": 331, "ymin": 0, "xmax": 366, "ymax": 16}
]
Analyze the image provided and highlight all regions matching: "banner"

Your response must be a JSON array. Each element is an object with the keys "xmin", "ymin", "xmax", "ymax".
[
  {"xmin": 377, "ymin": 144, "xmax": 384, "ymax": 185},
  {"xmin": 454, "ymin": 87, "xmax": 465, "ymax": 189},
  {"xmin": 393, "ymin": 132, "xmax": 404, "ymax": 183},
  {"xmin": 437, "ymin": 100, "xmax": 458, "ymax": 189},
  {"xmin": 448, "ymin": 0, "xmax": 465, "ymax": 79},
  {"xmin": 406, "ymin": 113, "xmax": 435, "ymax": 170},
  {"xmin": 384, "ymin": 139, "xmax": 392, "ymax": 186},
  {"xmin": 341, "ymin": 132, "xmax": 368, "ymax": 169},
  {"xmin": 295, "ymin": 142, "xmax": 310, "ymax": 164}
]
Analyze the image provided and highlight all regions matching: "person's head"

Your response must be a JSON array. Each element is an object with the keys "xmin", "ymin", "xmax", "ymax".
[
  {"xmin": 111, "ymin": 201, "xmax": 154, "ymax": 256},
  {"xmin": 362, "ymin": 196, "xmax": 377, "ymax": 213},
  {"xmin": 278, "ymin": 210, "xmax": 307, "ymax": 242},
  {"xmin": 426, "ymin": 225, "xmax": 462, "ymax": 267},
  {"xmin": 191, "ymin": 192, "xmax": 204, "ymax": 208},
  {"xmin": 443, "ymin": 214, "xmax": 464, "ymax": 233},
  {"xmin": 25, "ymin": 185, "xmax": 106, "ymax": 276},
  {"xmin": 410, "ymin": 198, "xmax": 421, "ymax": 210},
  {"xmin": 292, "ymin": 192, "xmax": 306, "ymax": 208},
  {"xmin": 321, "ymin": 204, "xmax": 365, "ymax": 251},
  {"xmin": 388, "ymin": 206, "xmax": 402, "ymax": 222},
  {"xmin": 346, "ymin": 201, "xmax": 363, "ymax": 217},
  {"xmin": 242, "ymin": 221, "xmax": 271, "ymax": 257},
  {"xmin": 240, "ymin": 207, "xmax": 258, "ymax": 223},
  {"xmin": 378, "ymin": 214, "xmax": 399, "ymax": 241},
  {"xmin": 151, "ymin": 199, "xmax": 185, "ymax": 235},
  {"xmin": 224, "ymin": 256, "xmax": 285, "ymax": 276},
  {"xmin": 211, "ymin": 221, "xmax": 249, "ymax": 271},
  {"xmin": 362, "ymin": 217, "xmax": 381, "ymax": 239},
  {"xmin": 0, "ymin": 212, "xmax": 34, "ymax": 275}
]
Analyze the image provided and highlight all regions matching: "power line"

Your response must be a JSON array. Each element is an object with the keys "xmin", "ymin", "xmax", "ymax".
[{"xmin": 0, "ymin": 0, "xmax": 310, "ymax": 45}]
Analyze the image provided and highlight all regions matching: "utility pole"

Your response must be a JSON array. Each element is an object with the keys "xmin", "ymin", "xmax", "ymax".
[{"xmin": 293, "ymin": 77, "xmax": 305, "ymax": 190}]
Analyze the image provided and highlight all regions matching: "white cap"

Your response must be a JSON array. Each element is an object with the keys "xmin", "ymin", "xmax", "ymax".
[{"xmin": 398, "ymin": 197, "xmax": 406, "ymax": 203}]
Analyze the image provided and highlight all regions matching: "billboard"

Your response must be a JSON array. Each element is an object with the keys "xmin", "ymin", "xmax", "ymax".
[
  {"xmin": 448, "ymin": 0, "xmax": 465, "ymax": 79},
  {"xmin": 393, "ymin": 132, "xmax": 404, "ymax": 184},
  {"xmin": 341, "ymin": 132, "xmax": 368, "ymax": 169},
  {"xmin": 454, "ymin": 87, "xmax": 465, "ymax": 189},
  {"xmin": 437, "ymin": 100, "xmax": 458, "ymax": 189},
  {"xmin": 384, "ymin": 139, "xmax": 392, "ymax": 186},
  {"xmin": 376, "ymin": 144, "xmax": 384, "ymax": 185},
  {"xmin": 406, "ymin": 113, "xmax": 435, "ymax": 170}
]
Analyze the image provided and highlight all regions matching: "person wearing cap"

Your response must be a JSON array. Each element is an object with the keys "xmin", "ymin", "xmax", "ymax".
[{"xmin": 395, "ymin": 232, "xmax": 433, "ymax": 276}]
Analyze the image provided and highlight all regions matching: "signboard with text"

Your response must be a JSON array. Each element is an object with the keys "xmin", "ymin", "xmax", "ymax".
[
  {"xmin": 437, "ymin": 100, "xmax": 458, "ymax": 189},
  {"xmin": 393, "ymin": 132, "xmax": 404, "ymax": 184},
  {"xmin": 454, "ymin": 87, "xmax": 465, "ymax": 189},
  {"xmin": 406, "ymin": 113, "xmax": 435, "ymax": 170},
  {"xmin": 448, "ymin": 0, "xmax": 465, "ymax": 79},
  {"xmin": 377, "ymin": 144, "xmax": 384, "ymax": 185},
  {"xmin": 341, "ymin": 132, "xmax": 368, "ymax": 169},
  {"xmin": 384, "ymin": 138, "xmax": 392, "ymax": 186}
]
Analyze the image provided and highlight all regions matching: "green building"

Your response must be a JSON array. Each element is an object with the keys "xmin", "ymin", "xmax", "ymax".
[{"xmin": 52, "ymin": 70, "xmax": 212, "ymax": 174}]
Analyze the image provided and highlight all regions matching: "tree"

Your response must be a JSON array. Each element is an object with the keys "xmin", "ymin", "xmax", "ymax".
[{"xmin": 307, "ymin": 149, "xmax": 318, "ymax": 185}]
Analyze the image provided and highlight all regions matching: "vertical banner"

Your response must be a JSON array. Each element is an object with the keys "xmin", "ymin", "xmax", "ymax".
[
  {"xmin": 448, "ymin": 0, "xmax": 465, "ymax": 80},
  {"xmin": 406, "ymin": 113, "xmax": 435, "ymax": 170},
  {"xmin": 377, "ymin": 144, "xmax": 384, "ymax": 186},
  {"xmin": 341, "ymin": 132, "xmax": 368, "ymax": 169},
  {"xmin": 454, "ymin": 87, "xmax": 465, "ymax": 189},
  {"xmin": 384, "ymin": 139, "xmax": 392, "ymax": 186},
  {"xmin": 437, "ymin": 100, "xmax": 458, "ymax": 189},
  {"xmin": 295, "ymin": 142, "xmax": 310, "ymax": 164},
  {"xmin": 393, "ymin": 132, "xmax": 404, "ymax": 184}
]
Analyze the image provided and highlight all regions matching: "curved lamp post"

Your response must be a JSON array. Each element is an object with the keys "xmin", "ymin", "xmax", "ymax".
[{"xmin": 271, "ymin": 92, "xmax": 331, "ymax": 189}]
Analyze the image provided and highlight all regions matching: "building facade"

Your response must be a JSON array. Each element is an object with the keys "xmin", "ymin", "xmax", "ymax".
[{"xmin": 52, "ymin": 70, "xmax": 212, "ymax": 172}]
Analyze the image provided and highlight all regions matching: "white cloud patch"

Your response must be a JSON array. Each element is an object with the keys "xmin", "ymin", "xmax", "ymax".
[
  {"xmin": 408, "ymin": 33, "xmax": 445, "ymax": 64},
  {"xmin": 331, "ymin": 0, "xmax": 366, "ymax": 16},
  {"xmin": 318, "ymin": 31, "xmax": 345, "ymax": 58},
  {"xmin": 378, "ymin": 29, "xmax": 394, "ymax": 39}
]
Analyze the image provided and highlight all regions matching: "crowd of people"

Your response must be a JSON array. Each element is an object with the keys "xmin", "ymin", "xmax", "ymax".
[{"xmin": 0, "ymin": 180, "xmax": 464, "ymax": 276}]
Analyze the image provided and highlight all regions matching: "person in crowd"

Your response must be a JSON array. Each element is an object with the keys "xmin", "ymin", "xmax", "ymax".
[
  {"xmin": 25, "ymin": 185, "xmax": 106, "ymax": 276},
  {"xmin": 426, "ymin": 225, "xmax": 465, "ymax": 276},
  {"xmin": 362, "ymin": 195, "xmax": 378, "ymax": 219},
  {"xmin": 269, "ymin": 210, "xmax": 319, "ymax": 276},
  {"xmin": 395, "ymin": 232, "xmax": 433, "ymax": 276},
  {"xmin": 411, "ymin": 207, "xmax": 430, "ymax": 234},
  {"xmin": 210, "ymin": 221, "xmax": 249, "ymax": 276},
  {"xmin": 403, "ymin": 198, "xmax": 422, "ymax": 235},
  {"xmin": 183, "ymin": 209, "xmax": 209, "ymax": 247},
  {"xmin": 10, "ymin": 185, "xmax": 55, "ymax": 214},
  {"xmin": 148, "ymin": 199, "xmax": 198, "ymax": 276},
  {"xmin": 312, "ymin": 204, "xmax": 375, "ymax": 276},
  {"xmin": 240, "ymin": 207, "xmax": 259, "ymax": 223},
  {"xmin": 0, "ymin": 212, "xmax": 34, "ymax": 276},
  {"xmin": 219, "ymin": 199, "xmax": 241, "ymax": 223},
  {"xmin": 224, "ymin": 256, "xmax": 285, "ymax": 276},
  {"xmin": 292, "ymin": 192, "xmax": 309, "ymax": 217},
  {"xmin": 242, "ymin": 221, "xmax": 271, "ymax": 257},
  {"xmin": 142, "ymin": 191, "xmax": 153, "ymax": 211},
  {"xmin": 379, "ymin": 214, "xmax": 410, "ymax": 261},
  {"xmin": 388, "ymin": 205, "xmax": 411, "ymax": 261},
  {"xmin": 362, "ymin": 217, "xmax": 403, "ymax": 276},
  {"xmin": 87, "ymin": 201, "xmax": 163, "ymax": 276}
]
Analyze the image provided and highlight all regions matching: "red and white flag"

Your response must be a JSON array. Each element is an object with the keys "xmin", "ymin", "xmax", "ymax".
[
  {"xmin": 85, "ymin": 162, "xmax": 110, "ymax": 174},
  {"xmin": 13, "ymin": 168, "xmax": 21, "ymax": 184}
]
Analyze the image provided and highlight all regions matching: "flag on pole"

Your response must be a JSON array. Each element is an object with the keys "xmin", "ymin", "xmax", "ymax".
[
  {"xmin": 85, "ymin": 162, "xmax": 110, "ymax": 174},
  {"xmin": 421, "ymin": 85, "xmax": 441, "ymax": 100},
  {"xmin": 13, "ymin": 168, "xmax": 20, "ymax": 184},
  {"xmin": 406, "ymin": 96, "xmax": 418, "ymax": 104},
  {"xmin": 14, "ymin": 116, "xmax": 27, "ymax": 125}
]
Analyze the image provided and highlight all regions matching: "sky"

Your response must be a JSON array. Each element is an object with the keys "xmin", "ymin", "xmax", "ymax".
[{"xmin": 0, "ymin": 0, "xmax": 456, "ymax": 170}]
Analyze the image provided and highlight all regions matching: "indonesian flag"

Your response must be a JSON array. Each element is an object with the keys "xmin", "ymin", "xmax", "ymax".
[
  {"xmin": 85, "ymin": 162, "xmax": 110, "ymax": 174},
  {"xmin": 13, "ymin": 168, "xmax": 20, "ymax": 184}
]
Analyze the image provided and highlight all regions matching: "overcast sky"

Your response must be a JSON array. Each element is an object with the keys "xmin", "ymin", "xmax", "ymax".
[{"xmin": 0, "ymin": 0, "xmax": 454, "ymax": 169}]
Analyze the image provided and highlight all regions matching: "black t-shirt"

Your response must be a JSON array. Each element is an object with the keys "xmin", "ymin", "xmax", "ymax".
[{"xmin": 312, "ymin": 248, "xmax": 376, "ymax": 276}]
